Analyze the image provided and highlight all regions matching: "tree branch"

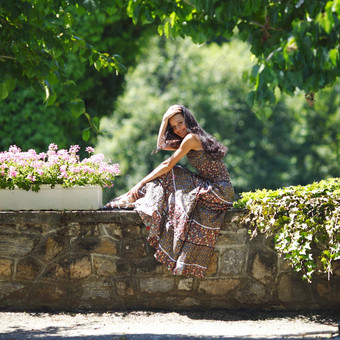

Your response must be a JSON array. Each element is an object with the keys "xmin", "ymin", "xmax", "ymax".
[{"xmin": 0, "ymin": 55, "xmax": 16, "ymax": 61}]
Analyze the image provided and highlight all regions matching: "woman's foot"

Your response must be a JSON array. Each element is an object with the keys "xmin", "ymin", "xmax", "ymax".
[{"xmin": 99, "ymin": 194, "xmax": 135, "ymax": 210}]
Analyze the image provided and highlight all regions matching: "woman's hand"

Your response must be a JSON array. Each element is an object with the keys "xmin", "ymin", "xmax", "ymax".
[
  {"xmin": 127, "ymin": 181, "xmax": 144, "ymax": 201},
  {"xmin": 162, "ymin": 105, "xmax": 182, "ymax": 122},
  {"xmin": 157, "ymin": 105, "xmax": 182, "ymax": 149}
]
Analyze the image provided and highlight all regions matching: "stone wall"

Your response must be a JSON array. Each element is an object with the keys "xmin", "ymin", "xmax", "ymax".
[{"xmin": 0, "ymin": 209, "xmax": 338, "ymax": 312}]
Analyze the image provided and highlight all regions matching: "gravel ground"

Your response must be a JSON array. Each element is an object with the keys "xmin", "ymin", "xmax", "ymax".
[{"xmin": 0, "ymin": 310, "xmax": 339, "ymax": 340}]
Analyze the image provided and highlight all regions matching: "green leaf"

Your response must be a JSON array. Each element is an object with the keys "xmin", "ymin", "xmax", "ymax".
[
  {"xmin": 246, "ymin": 91, "xmax": 255, "ymax": 107},
  {"xmin": 91, "ymin": 116, "xmax": 100, "ymax": 133},
  {"xmin": 82, "ymin": 127, "xmax": 91, "ymax": 141},
  {"xmin": 70, "ymin": 98, "xmax": 85, "ymax": 118},
  {"xmin": 0, "ymin": 82, "xmax": 9, "ymax": 100}
]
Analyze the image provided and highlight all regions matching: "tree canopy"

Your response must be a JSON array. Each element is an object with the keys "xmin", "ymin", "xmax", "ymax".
[
  {"xmin": 1, "ymin": 0, "xmax": 339, "ymax": 121},
  {"xmin": 124, "ymin": 0, "xmax": 340, "ymax": 112},
  {"xmin": 0, "ymin": 0, "xmax": 129, "ymax": 136},
  {"xmin": 0, "ymin": 1, "xmax": 152, "ymax": 149}
]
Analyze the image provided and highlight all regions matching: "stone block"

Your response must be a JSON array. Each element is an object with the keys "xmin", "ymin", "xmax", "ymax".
[
  {"xmin": 25, "ymin": 211, "xmax": 61, "ymax": 225},
  {"xmin": 0, "ymin": 212, "xmax": 26, "ymax": 224},
  {"xmin": 234, "ymin": 280, "xmax": 270, "ymax": 306},
  {"xmin": 15, "ymin": 257, "xmax": 41, "ymax": 280},
  {"xmin": 77, "ymin": 224, "xmax": 101, "ymax": 237},
  {"xmin": 0, "ymin": 282, "xmax": 25, "ymax": 300},
  {"xmin": 94, "ymin": 239, "xmax": 117, "ymax": 255},
  {"xmin": 198, "ymin": 278, "xmax": 240, "ymax": 295},
  {"xmin": 217, "ymin": 230, "xmax": 247, "ymax": 246},
  {"xmin": 81, "ymin": 281, "xmax": 111, "ymax": 300},
  {"xmin": 31, "ymin": 284, "xmax": 66, "ymax": 305},
  {"xmin": 134, "ymin": 257, "xmax": 160, "ymax": 273},
  {"xmin": 40, "ymin": 236, "xmax": 64, "ymax": 262},
  {"xmin": 93, "ymin": 255, "xmax": 117, "ymax": 276},
  {"xmin": 0, "ymin": 259, "xmax": 12, "ymax": 277},
  {"xmin": 220, "ymin": 247, "xmax": 247, "ymax": 275},
  {"xmin": 69, "ymin": 257, "xmax": 92, "ymax": 279},
  {"xmin": 177, "ymin": 278, "xmax": 194, "ymax": 291},
  {"xmin": 139, "ymin": 277, "xmax": 174, "ymax": 293},
  {"xmin": 122, "ymin": 225, "xmax": 141, "ymax": 237},
  {"xmin": 99, "ymin": 223, "xmax": 122, "ymax": 238},
  {"xmin": 205, "ymin": 252, "xmax": 218, "ymax": 276},
  {"xmin": 116, "ymin": 279, "xmax": 135, "ymax": 296},
  {"xmin": 115, "ymin": 259, "xmax": 132, "ymax": 275},
  {"xmin": 17, "ymin": 224, "xmax": 52, "ymax": 234},
  {"xmin": 0, "ymin": 234, "xmax": 37, "ymax": 257},
  {"xmin": 65, "ymin": 222, "xmax": 81, "ymax": 236},
  {"xmin": 53, "ymin": 256, "xmax": 92, "ymax": 280},
  {"xmin": 251, "ymin": 251, "xmax": 277, "ymax": 285},
  {"xmin": 277, "ymin": 273, "xmax": 314, "ymax": 306},
  {"xmin": 122, "ymin": 239, "xmax": 147, "ymax": 258},
  {"xmin": 71, "ymin": 236, "xmax": 100, "ymax": 253}
]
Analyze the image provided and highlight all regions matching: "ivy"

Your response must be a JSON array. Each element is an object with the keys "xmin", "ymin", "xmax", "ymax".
[{"xmin": 234, "ymin": 178, "xmax": 340, "ymax": 282}]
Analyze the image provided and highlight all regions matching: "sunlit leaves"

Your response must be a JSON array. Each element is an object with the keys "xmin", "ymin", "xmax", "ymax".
[
  {"xmin": 235, "ymin": 178, "xmax": 340, "ymax": 281},
  {"xmin": 124, "ymin": 0, "xmax": 340, "ymax": 108},
  {"xmin": 0, "ymin": 0, "xmax": 127, "ymax": 139}
]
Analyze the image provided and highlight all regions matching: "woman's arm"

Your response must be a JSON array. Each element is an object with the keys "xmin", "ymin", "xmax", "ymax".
[
  {"xmin": 128, "ymin": 134, "xmax": 201, "ymax": 200},
  {"xmin": 157, "ymin": 105, "xmax": 182, "ymax": 150}
]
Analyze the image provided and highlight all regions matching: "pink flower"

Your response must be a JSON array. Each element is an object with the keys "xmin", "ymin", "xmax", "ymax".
[
  {"xmin": 9, "ymin": 145, "xmax": 21, "ymax": 153},
  {"xmin": 69, "ymin": 145, "xmax": 80, "ymax": 154},
  {"xmin": 8, "ymin": 166, "xmax": 17, "ymax": 178},
  {"xmin": 48, "ymin": 155, "xmax": 59, "ymax": 165},
  {"xmin": 26, "ymin": 174, "xmax": 36, "ymax": 182},
  {"xmin": 39, "ymin": 152, "xmax": 47, "ymax": 161},
  {"xmin": 57, "ymin": 149, "xmax": 70, "ymax": 161},
  {"xmin": 48, "ymin": 143, "xmax": 58, "ymax": 152},
  {"xmin": 36, "ymin": 169, "xmax": 44, "ymax": 176},
  {"xmin": 89, "ymin": 154, "xmax": 105, "ymax": 163},
  {"xmin": 85, "ymin": 146, "xmax": 95, "ymax": 154}
]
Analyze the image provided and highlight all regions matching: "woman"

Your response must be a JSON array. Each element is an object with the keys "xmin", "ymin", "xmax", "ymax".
[{"xmin": 102, "ymin": 105, "xmax": 234, "ymax": 278}]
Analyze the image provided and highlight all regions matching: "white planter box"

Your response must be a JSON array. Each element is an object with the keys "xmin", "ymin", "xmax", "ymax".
[{"xmin": 0, "ymin": 185, "xmax": 102, "ymax": 210}]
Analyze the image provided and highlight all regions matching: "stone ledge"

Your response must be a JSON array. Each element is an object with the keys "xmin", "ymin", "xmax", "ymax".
[
  {"xmin": 0, "ymin": 208, "xmax": 338, "ymax": 312},
  {"xmin": 0, "ymin": 208, "xmax": 247, "ymax": 228}
]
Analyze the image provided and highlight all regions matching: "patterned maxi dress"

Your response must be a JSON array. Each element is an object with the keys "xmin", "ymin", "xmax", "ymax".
[{"xmin": 134, "ymin": 149, "xmax": 234, "ymax": 278}]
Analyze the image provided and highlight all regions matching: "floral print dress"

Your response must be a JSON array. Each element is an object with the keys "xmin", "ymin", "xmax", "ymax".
[{"xmin": 135, "ymin": 149, "xmax": 234, "ymax": 278}]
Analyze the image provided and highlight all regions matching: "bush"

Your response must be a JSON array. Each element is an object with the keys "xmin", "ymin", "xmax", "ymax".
[{"xmin": 234, "ymin": 178, "xmax": 340, "ymax": 281}]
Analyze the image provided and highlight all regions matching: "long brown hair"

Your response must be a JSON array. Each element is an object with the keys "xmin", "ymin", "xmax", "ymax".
[{"xmin": 157, "ymin": 105, "xmax": 228, "ymax": 160}]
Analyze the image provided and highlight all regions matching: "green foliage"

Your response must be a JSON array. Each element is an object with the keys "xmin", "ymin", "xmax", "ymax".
[
  {"xmin": 125, "ymin": 0, "xmax": 340, "ymax": 109},
  {"xmin": 0, "ymin": 5, "xmax": 153, "ymax": 150},
  {"xmin": 0, "ymin": 0, "xmax": 125, "ymax": 99},
  {"xmin": 234, "ymin": 178, "xmax": 340, "ymax": 281},
  {"xmin": 96, "ymin": 36, "xmax": 340, "ymax": 200},
  {"xmin": 0, "ymin": 0, "xmax": 132, "ymax": 139},
  {"xmin": 2, "ymin": 0, "xmax": 339, "ymax": 122}
]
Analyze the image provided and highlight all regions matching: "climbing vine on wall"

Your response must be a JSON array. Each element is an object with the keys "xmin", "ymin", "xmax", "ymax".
[{"xmin": 234, "ymin": 178, "xmax": 340, "ymax": 281}]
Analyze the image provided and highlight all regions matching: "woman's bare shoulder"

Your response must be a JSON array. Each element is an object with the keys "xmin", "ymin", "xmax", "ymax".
[{"xmin": 182, "ymin": 133, "xmax": 203, "ymax": 150}]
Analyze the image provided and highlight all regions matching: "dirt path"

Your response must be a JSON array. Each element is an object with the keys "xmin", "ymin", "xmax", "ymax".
[{"xmin": 0, "ymin": 310, "xmax": 338, "ymax": 339}]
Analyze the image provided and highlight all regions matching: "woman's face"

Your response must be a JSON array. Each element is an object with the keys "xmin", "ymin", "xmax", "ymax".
[{"xmin": 169, "ymin": 113, "xmax": 188, "ymax": 138}]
